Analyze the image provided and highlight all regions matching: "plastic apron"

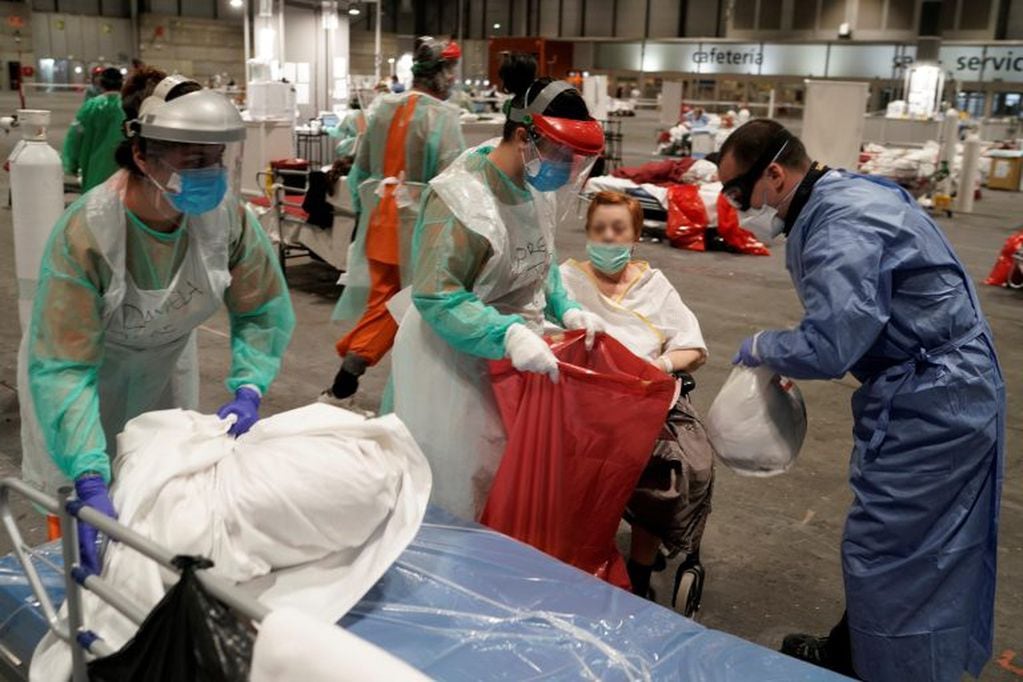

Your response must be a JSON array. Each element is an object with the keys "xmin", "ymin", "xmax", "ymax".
[
  {"xmin": 20, "ymin": 185, "xmax": 232, "ymax": 496},
  {"xmin": 779, "ymin": 173, "xmax": 1004, "ymax": 682},
  {"xmin": 333, "ymin": 96, "xmax": 425, "ymax": 322},
  {"xmin": 392, "ymin": 143, "xmax": 557, "ymax": 520}
]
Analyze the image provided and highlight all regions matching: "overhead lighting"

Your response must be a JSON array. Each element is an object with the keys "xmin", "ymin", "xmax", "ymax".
[
  {"xmin": 74, "ymin": 65, "xmax": 83, "ymax": 74},
  {"xmin": 230, "ymin": 0, "xmax": 243, "ymax": 7},
  {"xmin": 492, "ymin": 22, "xmax": 501, "ymax": 29},
  {"xmin": 349, "ymin": 6, "xmax": 360, "ymax": 15},
  {"xmin": 387, "ymin": 57, "xmax": 395, "ymax": 64},
  {"xmin": 120, "ymin": 67, "xmax": 128, "ymax": 74}
]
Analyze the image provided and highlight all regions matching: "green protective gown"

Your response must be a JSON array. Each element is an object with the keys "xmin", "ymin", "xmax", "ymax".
[
  {"xmin": 21, "ymin": 175, "xmax": 295, "ymax": 487},
  {"xmin": 327, "ymin": 109, "xmax": 365, "ymax": 159},
  {"xmin": 333, "ymin": 90, "xmax": 465, "ymax": 321},
  {"xmin": 391, "ymin": 144, "xmax": 580, "ymax": 519},
  {"xmin": 61, "ymin": 92, "xmax": 126, "ymax": 192},
  {"xmin": 410, "ymin": 184, "xmax": 579, "ymax": 358}
]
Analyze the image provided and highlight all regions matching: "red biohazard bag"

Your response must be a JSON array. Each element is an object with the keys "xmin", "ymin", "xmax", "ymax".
[
  {"xmin": 482, "ymin": 331, "xmax": 676, "ymax": 589},
  {"xmin": 666, "ymin": 184, "xmax": 708, "ymax": 251},
  {"xmin": 715, "ymin": 194, "xmax": 771, "ymax": 256},
  {"xmin": 984, "ymin": 229, "xmax": 1023, "ymax": 287}
]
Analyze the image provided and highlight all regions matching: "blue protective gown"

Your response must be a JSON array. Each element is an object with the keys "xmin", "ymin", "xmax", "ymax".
[{"xmin": 756, "ymin": 171, "xmax": 1005, "ymax": 682}]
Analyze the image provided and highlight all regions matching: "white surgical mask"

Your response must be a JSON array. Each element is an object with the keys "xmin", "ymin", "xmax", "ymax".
[{"xmin": 739, "ymin": 183, "xmax": 798, "ymax": 242}]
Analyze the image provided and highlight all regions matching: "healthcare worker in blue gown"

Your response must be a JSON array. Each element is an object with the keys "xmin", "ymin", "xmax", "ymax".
[{"xmin": 718, "ymin": 119, "xmax": 1004, "ymax": 682}]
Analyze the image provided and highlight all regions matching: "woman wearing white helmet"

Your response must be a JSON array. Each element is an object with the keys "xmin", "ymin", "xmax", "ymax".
[{"xmin": 18, "ymin": 76, "xmax": 295, "ymax": 574}]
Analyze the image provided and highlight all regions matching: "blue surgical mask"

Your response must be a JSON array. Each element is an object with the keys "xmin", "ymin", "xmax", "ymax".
[
  {"xmin": 525, "ymin": 159, "xmax": 572, "ymax": 192},
  {"xmin": 160, "ymin": 166, "xmax": 229, "ymax": 215},
  {"xmin": 586, "ymin": 241, "xmax": 632, "ymax": 275}
]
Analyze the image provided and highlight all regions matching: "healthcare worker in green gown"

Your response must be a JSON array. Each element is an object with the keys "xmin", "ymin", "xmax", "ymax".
[
  {"xmin": 19, "ymin": 87, "xmax": 295, "ymax": 574},
  {"xmin": 391, "ymin": 54, "xmax": 605, "ymax": 520},
  {"xmin": 326, "ymin": 102, "xmax": 366, "ymax": 159},
  {"xmin": 62, "ymin": 67, "xmax": 126, "ymax": 192}
]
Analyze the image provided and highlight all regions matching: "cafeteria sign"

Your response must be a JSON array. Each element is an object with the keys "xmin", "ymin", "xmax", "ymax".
[{"xmin": 693, "ymin": 46, "xmax": 763, "ymax": 67}]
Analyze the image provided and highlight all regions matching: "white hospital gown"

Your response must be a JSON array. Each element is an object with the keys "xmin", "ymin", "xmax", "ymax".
[{"xmin": 559, "ymin": 259, "xmax": 706, "ymax": 362}]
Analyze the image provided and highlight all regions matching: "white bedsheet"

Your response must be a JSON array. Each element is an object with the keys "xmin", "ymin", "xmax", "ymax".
[
  {"xmin": 584, "ymin": 176, "xmax": 726, "ymax": 227},
  {"xmin": 31, "ymin": 404, "xmax": 431, "ymax": 681},
  {"xmin": 584, "ymin": 175, "xmax": 669, "ymax": 208}
]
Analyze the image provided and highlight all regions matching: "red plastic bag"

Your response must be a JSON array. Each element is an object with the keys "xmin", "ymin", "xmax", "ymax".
[
  {"xmin": 666, "ymin": 184, "xmax": 708, "ymax": 251},
  {"xmin": 667, "ymin": 186, "xmax": 772, "ymax": 256},
  {"xmin": 482, "ymin": 331, "xmax": 676, "ymax": 589},
  {"xmin": 715, "ymin": 194, "xmax": 771, "ymax": 256},
  {"xmin": 984, "ymin": 229, "xmax": 1023, "ymax": 286}
]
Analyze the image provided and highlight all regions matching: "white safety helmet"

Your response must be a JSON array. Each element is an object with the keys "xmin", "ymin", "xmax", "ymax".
[
  {"xmin": 136, "ymin": 89, "xmax": 245, "ymax": 144},
  {"xmin": 137, "ymin": 74, "xmax": 200, "ymax": 118},
  {"xmin": 125, "ymin": 74, "xmax": 200, "ymax": 139},
  {"xmin": 131, "ymin": 89, "xmax": 247, "ymax": 216}
]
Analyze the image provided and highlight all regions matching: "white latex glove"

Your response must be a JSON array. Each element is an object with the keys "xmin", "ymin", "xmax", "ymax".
[
  {"xmin": 561, "ymin": 308, "xmax": 606, "ymax": 350},
  {"xmin": 504, "ymin": 323, "xmax": 559, "ymax": 383}
]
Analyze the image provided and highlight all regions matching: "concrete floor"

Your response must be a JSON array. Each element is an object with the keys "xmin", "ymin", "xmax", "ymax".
[{"xmin": 0, "ymin": 106, "xmax": 1019, "ymax": 679}]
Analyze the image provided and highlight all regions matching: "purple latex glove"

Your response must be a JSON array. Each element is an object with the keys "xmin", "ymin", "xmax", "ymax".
[
  {"xmin": 732, "ymin": 335, "xmax": 763, "ymax": 367},
  {"xmin": 216, "ymin": 386, "xmax": 261, "ymax": 437},
  {"xmin": 73, "ymin": 475, "xmax": 116, "ymax": 576}
]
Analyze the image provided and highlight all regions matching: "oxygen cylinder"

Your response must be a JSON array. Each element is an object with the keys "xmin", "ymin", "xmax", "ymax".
[
  {"xmin": 956, "ymin": 134, "xmax": 981, "ymax": 214},
  {"xmin": 9, "ymin": 109, "xmax": 63, "ymax": 333},
  {"xmin": 941, "ymin": 107, "xmax": 958, "ymax": 167}
]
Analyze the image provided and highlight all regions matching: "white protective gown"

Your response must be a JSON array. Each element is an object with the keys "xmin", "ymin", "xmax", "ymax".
[{"xmin": 559, "ymin": 259, "xmax": 706, "ymax": 361}]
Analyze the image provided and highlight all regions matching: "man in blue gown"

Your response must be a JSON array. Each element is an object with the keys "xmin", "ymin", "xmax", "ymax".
[{"xmin": 719, "ymin": 119, "xmax": 1004, "ymax": 682}]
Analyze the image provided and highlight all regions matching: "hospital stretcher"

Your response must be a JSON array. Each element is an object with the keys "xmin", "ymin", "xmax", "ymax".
[
  {"xmin": 248, "ymin": 165, "xmax": 355, "ymax": 276},
  {"xmin": 0, "ymin": 477, "xmax": 846, "ymax": 681}
]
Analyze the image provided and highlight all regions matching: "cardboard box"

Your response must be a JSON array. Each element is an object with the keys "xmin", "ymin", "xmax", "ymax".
[{"xmin": 986, "ymin": 150, "xmax": 1023, "ymax": 191}]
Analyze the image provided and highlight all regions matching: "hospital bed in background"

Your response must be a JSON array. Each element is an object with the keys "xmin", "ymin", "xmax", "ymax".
[
  {"xmin": 0, "ymin": 478, "xmax": 846, "ymax": 681},
  {"xmin": 583, "ymin": 175, "xmax": 670, "ymax": 240}
]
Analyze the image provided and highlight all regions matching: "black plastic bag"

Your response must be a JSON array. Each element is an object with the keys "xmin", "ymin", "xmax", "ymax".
[{"xmin": 88, "ymin": 556, "xmax": 255, "ymax": 682}]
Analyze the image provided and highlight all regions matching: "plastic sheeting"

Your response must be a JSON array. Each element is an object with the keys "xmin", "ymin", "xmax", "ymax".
[
  {"xmin": 706, "ymin": 366, "xmax": 807, "ymax": 477},
  {"xmin": 0, "ymin": 509, "xmax": 847, "ymax": 681}
]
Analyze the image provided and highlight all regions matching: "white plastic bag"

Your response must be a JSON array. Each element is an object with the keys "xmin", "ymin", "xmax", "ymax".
[{"xmin": 706, "ymin": 366, "xmax": 807, "ymax": 477}]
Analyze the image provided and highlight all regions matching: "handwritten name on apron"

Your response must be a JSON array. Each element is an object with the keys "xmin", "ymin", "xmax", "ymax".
[{"xmin": 120, "ymin": 279, "xmax": 206, "ymax": 338}]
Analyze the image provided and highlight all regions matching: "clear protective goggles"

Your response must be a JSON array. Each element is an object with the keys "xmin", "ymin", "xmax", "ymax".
[{"xmin": 721, "ymin": 135, "xmax": 791, "ymax": 211}]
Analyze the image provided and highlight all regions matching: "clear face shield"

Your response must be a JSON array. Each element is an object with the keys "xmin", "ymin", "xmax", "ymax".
[
  {"xmin": 508, "ymin": 79, "xmax": 605, "ymax": 225},
  {"xmin": 523, "ymin": 133, "xmax": 598, "ymax": 196},
  {"xmin": 521, "ymin": 117, "xmax": 603, "ymax": 228},
  {"xmin": 141, "ymin": 138, "xmax": 244, "ymax": 217}
]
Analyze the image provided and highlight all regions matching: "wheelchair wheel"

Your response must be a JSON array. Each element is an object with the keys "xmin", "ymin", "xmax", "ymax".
[{"xmin": 671, "ymin": 561, "xmax": 705, "ymax": 619}]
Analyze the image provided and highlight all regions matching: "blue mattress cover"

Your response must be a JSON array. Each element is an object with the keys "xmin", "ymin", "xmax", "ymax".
[{"xmin": 0, "ymin": 507, "xmax": 846, "ymax": 681}]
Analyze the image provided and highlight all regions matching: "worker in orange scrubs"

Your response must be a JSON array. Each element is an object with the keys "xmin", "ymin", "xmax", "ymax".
[{"xmin": 321, "ymin": 36, "xmax": 465, "ymax": 407}]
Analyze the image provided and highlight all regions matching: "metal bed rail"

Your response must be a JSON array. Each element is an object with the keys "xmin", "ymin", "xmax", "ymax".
[
  {"xmin": 255, "ymin": 167, "xmax": 317, "ymax": 273},
  {"xmin": 0, "ymin": 477, "xmax": 268, "ymax": 682}
]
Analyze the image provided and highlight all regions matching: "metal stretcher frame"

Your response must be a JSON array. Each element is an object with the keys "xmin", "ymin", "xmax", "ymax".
[
  {"xmin": 0, "ymin": 477, "xmax": 267, "ymax": 682},
  {"xmin": 0, "ymin": 497, "xmax": 850, "ymax": 681},
  {"xmin": 255, "ymin": 166, "xmax": 319, "ymax": 274}
]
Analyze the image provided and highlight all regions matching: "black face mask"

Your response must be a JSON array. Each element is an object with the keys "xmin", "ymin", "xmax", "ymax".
[{"xmin": 722, "ymin": 131, "xmax": 793, "ymax": 211}]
